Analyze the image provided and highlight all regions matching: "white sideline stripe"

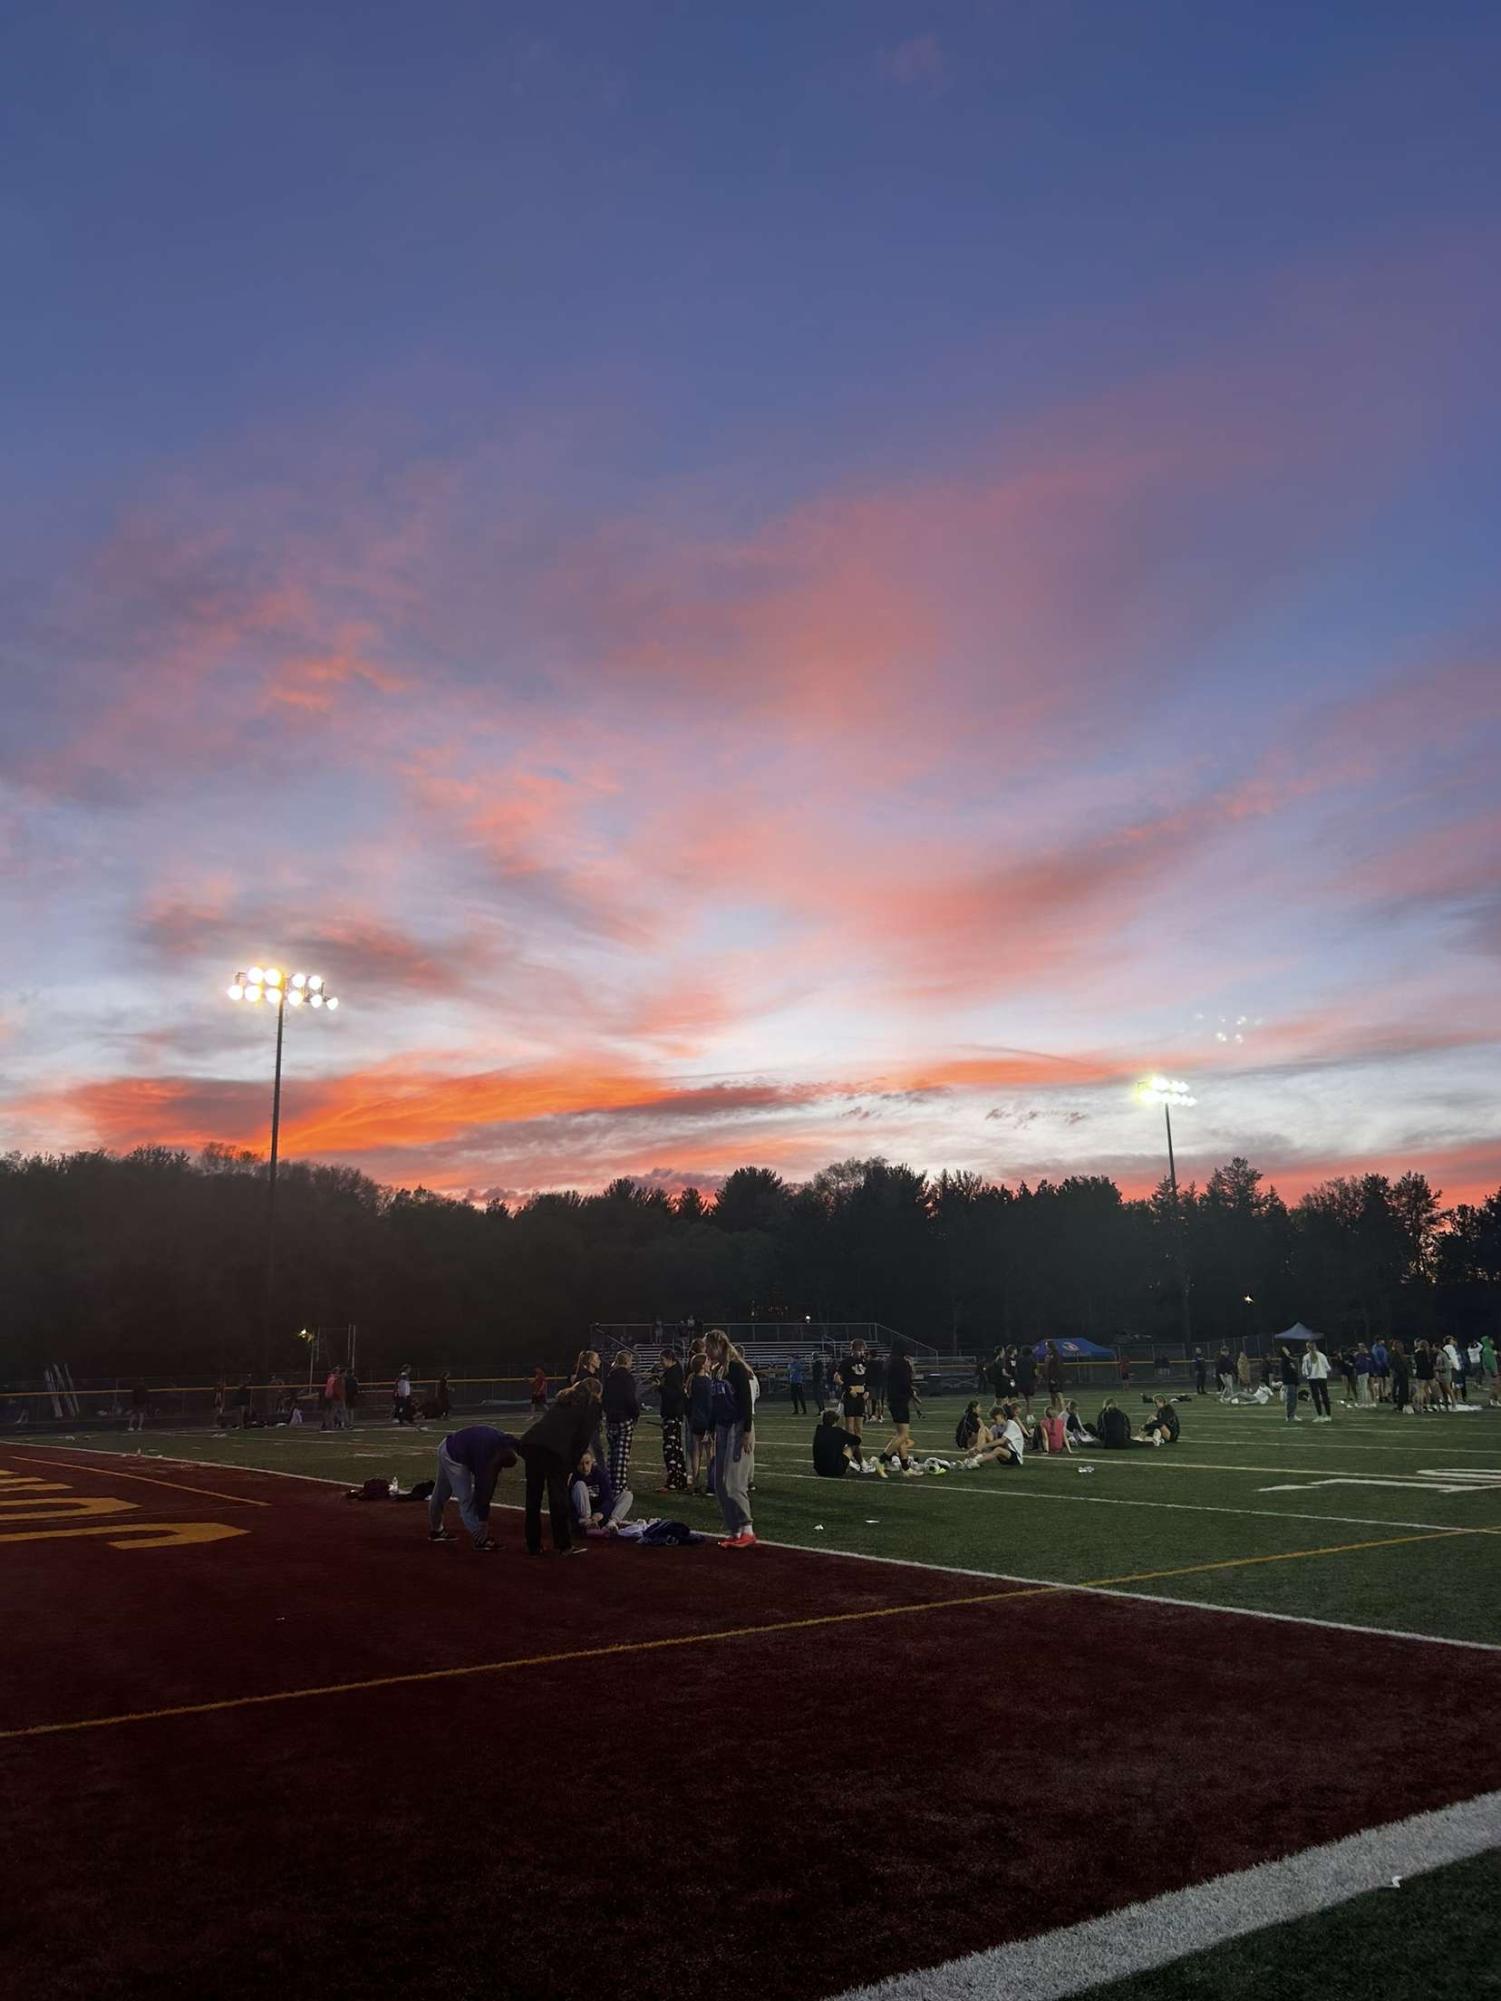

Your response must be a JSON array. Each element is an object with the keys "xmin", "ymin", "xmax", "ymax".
[
  {"xmin": 829, "ymin": 1789, "xmax": 1501, "ymax": 2001},
  {"xmin": 765, "ymin": 1466, "xmax": 1496, "ymax": 1536},
  {"xmin": 750, "ymin": 1537, "xmax": 1501, "ymax": 1653},
  {"xmin": 14, "ymin": 1444, "xmax": 1501, "ymax": 1654}
]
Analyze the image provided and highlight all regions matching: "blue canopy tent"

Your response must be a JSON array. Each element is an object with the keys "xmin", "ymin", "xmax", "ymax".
[{"xmin": 1048, "ymin": 1339, "xmax": 1116, "ymax": 1359}]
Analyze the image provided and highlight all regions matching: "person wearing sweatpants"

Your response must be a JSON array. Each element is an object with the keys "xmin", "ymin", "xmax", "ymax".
[{"xmin": 706, "ymin": 1330, "xmax": 756, "ymax": 1548}]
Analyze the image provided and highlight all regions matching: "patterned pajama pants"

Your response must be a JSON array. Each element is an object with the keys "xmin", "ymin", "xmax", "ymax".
[
  {"xmin": 661, "ymin": 1416, "xmax": 688, "ymax": 1490},
  {"xmin": 608, "ymin": 1419, "xmax": 636, "ymax": 1493}
]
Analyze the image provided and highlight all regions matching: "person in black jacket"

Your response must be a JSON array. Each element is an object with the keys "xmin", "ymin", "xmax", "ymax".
[
  {"xmin": 517, "ymin": 1379, "xmax": 601, "ymax": 1555},
  {"xmin": 1137, "ymin": 1396, "xmax": 1181, "ymax": 1447},
  {"xmin": 603, "ymin": 1352, "xmax": 641, "ymax": 1493},
  {"xmin": 1094, "ymin": 1400, "xmax": 1133, "ymax": 1448},
  {"xmin": 1277, "ymin": 1344, "xmax": 1302, "ymax": 1423},
  {"xmin": 813, "ymin": 1409, "xmax": 860, "ymax": 1477},
  {"xmin": 1014, "ymin": 1346, "xmax": 1038, "ymax": 1412},
  {"xmin": 655, "ymin": 1347, "xmax": 688, "ymax": 1492},
  {"xmin": 875, "ymin": 1339, "xmax": 921, "ymax": 1473}
]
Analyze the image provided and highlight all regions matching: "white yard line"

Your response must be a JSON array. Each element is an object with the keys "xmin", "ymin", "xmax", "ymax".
[
  {"xmin": 13, "ymin": 1442, "xmax": 1497, "ymax": 1654},
  {"xmin": 830, "ymin": 1789, "xmax": 1501, "ymax": 2001}
]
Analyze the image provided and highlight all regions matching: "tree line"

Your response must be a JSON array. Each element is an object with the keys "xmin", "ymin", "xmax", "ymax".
[{"xmin": 2, "ymin": 1144, "xmax": 1498, "ymax": 1382}]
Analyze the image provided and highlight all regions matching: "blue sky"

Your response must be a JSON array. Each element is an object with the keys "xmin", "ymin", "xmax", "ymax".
[{"xmin": 3, "ymin": 1, "xmax": 1499, "ymax": 1201}]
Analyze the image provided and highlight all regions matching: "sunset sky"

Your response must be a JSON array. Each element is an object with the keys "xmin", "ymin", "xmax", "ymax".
[{"xmin": 4, "ymin": 2, "xmax": 1499, "ymax": 1206}]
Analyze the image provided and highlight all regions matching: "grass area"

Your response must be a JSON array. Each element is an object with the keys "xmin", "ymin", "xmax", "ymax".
[
  {"xmin": 16, "ymin": 1394, "xmax": 1499, "ymax": 2001},
  {"xmin": 42, "ymin": 1391, "xmax": 1501, "ymax": 1644},
  {"xmin": 1089, "ymin": 1851, "xmax": 1501, "ymax": 2001}
]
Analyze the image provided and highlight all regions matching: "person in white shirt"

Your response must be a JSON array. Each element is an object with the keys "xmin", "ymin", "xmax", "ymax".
[
  {"xmin": 966, "ymin": 1403, "xmax": 1027, "ymax": 1468},
  {"xmin": 1301, "ymin": 1341, "xmax": 1333, "ymax": 1423}
]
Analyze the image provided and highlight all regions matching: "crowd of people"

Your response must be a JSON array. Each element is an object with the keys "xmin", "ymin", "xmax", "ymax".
[
  {"xmin": 427, "ymin": 1329, "xmax": 760, "ymax": 1554},
  {"xmin": 1198, "ymin": 1334, "xmax": 1499, "ymax": 1418}
]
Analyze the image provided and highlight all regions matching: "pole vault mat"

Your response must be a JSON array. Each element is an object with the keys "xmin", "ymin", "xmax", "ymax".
[{"xmin": 3, "ymin": 1448, "xmax": 1499, "ymax": 2001}]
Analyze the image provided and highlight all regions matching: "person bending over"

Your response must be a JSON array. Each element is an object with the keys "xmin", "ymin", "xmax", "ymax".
[
  {"xmin": 517, "ymin": 1379, "xmax": 602, "ymax": 1556},
  {"xmin": 428, "ymin": 1424, "xmax": 519, "ymax": 1550},
  {"xmin": 813, "ymin": 1409, "xmax": 861, "ymax": 1477}
]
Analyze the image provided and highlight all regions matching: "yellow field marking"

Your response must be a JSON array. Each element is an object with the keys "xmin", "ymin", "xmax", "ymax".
[
  {"xmin": 0, "ymin": 1526, "xmax": 1461, "ymax": 1745},
  {"xmin": 0, "ymin": 1454, "xmax": 269, "ymax": 1509},
  {"xmin": 0, "ymin": 1520, "xmax": 247, "ymax": 1551},
  {"xmin": 0, "ymin": 1497, "xmax": 137, "ymax": 1522},
  {"xmin": 1092, "ymin": 1527, "xmax": 1470, "ymax": 1588}
]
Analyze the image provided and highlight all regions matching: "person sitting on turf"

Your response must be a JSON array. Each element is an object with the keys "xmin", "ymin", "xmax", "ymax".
[
  {"xmin": 1038, "ymin": 1390, "xmax": 1069, "ymax": 1454},
  {"xmin": 965, "ymin": 1402, "xmax": 1026, "ymax": 1468},
  {"xmin": 1093, "ymin": 1399, "xmax": 1133, "ymax": 1449},
  {"xmin": 1135, "ymin": 1396, "xmax": 1181, "ymax": 1447},
  {"xmin": 427, "ymin": 1423, "xmax": 519, "ymax": 1550},
  {"xmin": 571, "ymin": 1449, "xmax": 633, "ymax": 1533},
  {"xmin": 1063, "ymin": 1398, "xmax": 1096, "ymax": 1446},
  {"xmin": 954, "ymin": 1401, "xmax": 984, "ymax": 1453},
  {"xmin": 813, "ymin": 1408, "xmax": 861, "ymax": 1478}
]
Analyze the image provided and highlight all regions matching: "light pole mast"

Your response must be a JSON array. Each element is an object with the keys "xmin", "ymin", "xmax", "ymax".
[
  {"xmin": 1139, "ymin": 1075, "xmax": 1196, "ymax": 1355},
  {"xmin": 228, "ymin": 965, "xmax": 341, "ymax": 1394}
]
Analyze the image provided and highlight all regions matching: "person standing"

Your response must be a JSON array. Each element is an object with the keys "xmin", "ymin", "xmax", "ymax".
[
  {"xmin": 990, "ymin": 1348, "xmax": 1011, "ymax": 1406},
  {"xmin": 1236, "ymin": 1350, "xmax": 1253, "ymax": 1395},
  {"xmin": 787, "ymin": 1353, "xmax": 807, "ymax": 1417},
  {"xmin": 833, "ymin": 1339, "xmax": 870, "ymax": 1461},
  {"xmin": 685, "ymin": 1350, "xmax": 714, "ymax": 1493},
  {"xmin": 434, "ymin": 1372, "xmax": 451, "ymax": 1420},
  {"xmin": 603, "ymin": 1352, "xmax": 640, "ymax": 1492},
  {"xmin": 867, "ymin": 1350, "xmax": 887, "ymax": 1423},
  {"xmin": 529, "ymin": 1366, "xmax": 549, "ymax": 1415},
  {"xmin": 321, "ymin": 1367, "xmax": 343, "ymax": 1431},
  {"xmin": 1370, "ymin": 1337, "xmax": 1390, "ymax": 1402},
  {"xmin": 1389, "ymin": 1339, "xmax": 1413, "ymax": 1415},
  {"xmin": 1277, "ymin": 1344, "xmax": 1302, "ymax": 1423},
  {"xmin": 1043, "ymin": 1343, "xmax": 1062, "ymax": 1400},
  {"xmin": 427, "ymin": 1424, "xmax": 518, "ymax": 1551},
  {"xmin": 1192, "ymin": 1349, "xmax": 1206, "ymax": 1396},
  {"xmin": 516, "ymin": 1379, "xmax": 600, "ymax": 1556},
  {"xmin": 393, "ymin": 1365, "xmax": 415, "ymax": 1424},
  {"xmin": 1412, "ymin": 1339, "xmax": 1435, "ymax": 1411},
  {"xmin": 876, "ymin": 1340, "xmax": 920, "ymax": 1474},
  {"xmin": 344, "ymin": 1365, "xmax": 360, "ymax": 1430},
  {"xmin": 1480, "ymin": 1334, "xmax": 1498, "ymax": 1404},
  {"xmin": 811, "ymin": 1353, "xmax": 826, "ymax": 1406},
  {"xmin": 1353, "ymin": 1343, "xmax": 1373, "ymax": 1406},
  {"xmin": 1215, "ymin": 1347, "xmax": 1234, "ymax": 1397},
  {"xmin": 706, "ymin": 1329, "xmax": 756, "ymax": 1548},
  {"xmin": 1301, "ymin": 1339, "xmax": 1332, "ymax": 1423},
  {"xmin": 1015, "ymin": 1345, "xmax": 1039, "ymax": 1413},
  {"xmin": 656, "ymin": 1347, "xmax": 688, "ymax": 1493},
  {"xmin": 127, "ymin": 1381, "xmax": 148, "ymax": 1433}
]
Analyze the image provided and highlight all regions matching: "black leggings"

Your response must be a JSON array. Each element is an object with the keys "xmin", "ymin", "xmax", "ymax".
[
  {"xmin": 521, "ymin": 1447, "xmax": 573, "ymax": 1553},
  {"xmin": 1308, "ymin": 1379, "xmax": 1331, "ymax": 1416},
  {"xmin": 789, "ymin": 1383, "xmax": 807, "ymax": 1415}
]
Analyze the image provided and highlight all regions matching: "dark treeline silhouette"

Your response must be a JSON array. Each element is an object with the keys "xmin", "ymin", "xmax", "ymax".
[{"xmin": 3, "ymin": 1145, "xmax": 1498, "ymax": 1380}]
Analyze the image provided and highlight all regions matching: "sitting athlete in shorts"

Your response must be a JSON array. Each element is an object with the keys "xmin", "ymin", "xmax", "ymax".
[{"xmin": 966, "ymin": 1402, "xmax": 1027, "ymax": 1468}]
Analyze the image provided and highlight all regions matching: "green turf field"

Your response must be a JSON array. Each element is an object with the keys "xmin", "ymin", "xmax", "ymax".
[
  {"xmin": 22, "ymin": 1393, "xmax": 1500, "ymax": 2000},
  {"xmin": 55, "ymin": 1391, "xmax": 1501, "ymax": 1644}
]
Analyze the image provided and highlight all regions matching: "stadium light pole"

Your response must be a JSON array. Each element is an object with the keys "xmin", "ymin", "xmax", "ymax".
[
  {"xmin": 227, "ymin": 966, "xmax": 341, "ymax": 1390},
  {"xmin": 1138, "ymin": 1075, "xmax": 1195, "ymax": 1355}
]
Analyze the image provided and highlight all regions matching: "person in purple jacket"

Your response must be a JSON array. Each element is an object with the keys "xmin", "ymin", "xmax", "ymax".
[{"xmin": 428, "ymin": 1425, "xmax": 519, "ymax": 1550}]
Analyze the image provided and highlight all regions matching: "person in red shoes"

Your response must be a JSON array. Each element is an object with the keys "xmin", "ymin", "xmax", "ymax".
[{"xmin": 706, "ymin": 1329, "xmax": 756, "ymax": 1547}]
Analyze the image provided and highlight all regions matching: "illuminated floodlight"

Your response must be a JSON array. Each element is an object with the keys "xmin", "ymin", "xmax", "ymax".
[
  {"xmin": 247, "ymin": 965, "xmax": 265, "ymax": 985},
  {"xmin": 1137, "ymin": 1074, "xmax": 1195, "ymax": 1107},
  {"xmin": 309, "ymin": 991, "xmax": 324, "ymax": 1008},
  {"xmin": 228, "ymin": 983, "xmax": 244, "ymax": 1001},
  {"xmin": 245, "ymin": 986, "xmax": 263, "ymax": 1003},
  {"xmin": 287, "ymin": 989, "xmax": 304, "ymax": 1006},
  {"xmin": 290, "ymin": 973, "xmax": 307, "ymax": 989},
  {"xmin": 325, "ymin": 996, "xmax": 339, "ymax": 1011},
  {"xmin": 307, "ymin": 974, "xmax": 324, "ymax": 992},
  {"xmin": 265, "ymin": 967, "xmax": 283, "ymax": 987}
]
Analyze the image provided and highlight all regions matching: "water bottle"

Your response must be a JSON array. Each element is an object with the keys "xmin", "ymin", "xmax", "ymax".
[{"xmin": 388, "ymin": 1474, "xmax": 399, "ymax": 1498}]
